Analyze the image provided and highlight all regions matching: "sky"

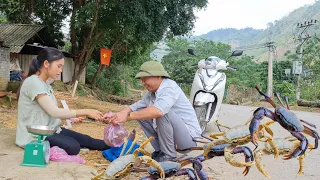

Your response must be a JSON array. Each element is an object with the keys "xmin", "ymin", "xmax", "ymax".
[{"xmin": 193, "ymin": 0, "xmax": 316, "ymax": 36}]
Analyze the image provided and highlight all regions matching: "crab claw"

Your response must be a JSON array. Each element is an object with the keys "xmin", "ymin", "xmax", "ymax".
[
  {"xmin": 141, "ymin": 156, "xmax": 165, "ymax": 179},
  {"xmin": 250, "ymin": 107, "xmax": 275, "ymax": 151},
  {"xmin": 225, "ymin": 146, "xmax": 255, "ymax": 176},
  {"xmin": 175, "ymin": 168, "xmax": 197, "ymax": 180},
  {"xmin": 249, "ymin": 116, "xmax": 261, "ymax": 150},
  {"xmin": 191, "ymin": 158, "xmax": 208, "ymax": 179}
]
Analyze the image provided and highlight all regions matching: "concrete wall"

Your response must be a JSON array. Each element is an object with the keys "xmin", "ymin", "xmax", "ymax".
[{"xmin": 0, "ymin": 47, "xmax": 10, "ymax": 91}]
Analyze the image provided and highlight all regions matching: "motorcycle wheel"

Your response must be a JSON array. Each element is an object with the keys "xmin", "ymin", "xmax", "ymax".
[{"xmin": 194, "ymin": 105, "xmax": 208, "ymax": 133}]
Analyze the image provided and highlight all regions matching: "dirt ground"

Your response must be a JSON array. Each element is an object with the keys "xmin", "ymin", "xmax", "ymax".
[{"xmin": 1, "ymin": 91, "xmax": 320, "ymax": 180}]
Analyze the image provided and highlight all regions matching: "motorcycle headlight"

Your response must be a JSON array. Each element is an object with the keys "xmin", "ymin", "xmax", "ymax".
[{"xmin": 205, "ymin": 56, "xmax": 220, "ymax": 69}]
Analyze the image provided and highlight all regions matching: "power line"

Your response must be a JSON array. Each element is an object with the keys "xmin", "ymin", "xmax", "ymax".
[{"xmin": 294, "ymin": 19, "xmax": 317, "ymax": 100}]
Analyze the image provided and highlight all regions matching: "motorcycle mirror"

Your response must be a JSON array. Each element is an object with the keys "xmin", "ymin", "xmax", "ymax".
[
  {"xmin": 231, "ymin": 50, "xmax": 243, "ymax": 57},
  {"xmin": 187, "ymin": 49, "xmax": 196, "ymax": 55}
]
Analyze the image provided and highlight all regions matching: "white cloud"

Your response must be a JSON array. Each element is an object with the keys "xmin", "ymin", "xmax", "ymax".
[{"xmin": 193, "ymin": 0, "xmax": 316, "ymax": 35}]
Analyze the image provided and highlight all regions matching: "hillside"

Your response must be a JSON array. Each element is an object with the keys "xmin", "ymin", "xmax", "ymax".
[
  {"xmin": 193, "ymin": 1, "xmax": 320, "ymax": 62},
  {"xmin": 193, "ymin": 28, "xmax": 263, "ymax": 48}
]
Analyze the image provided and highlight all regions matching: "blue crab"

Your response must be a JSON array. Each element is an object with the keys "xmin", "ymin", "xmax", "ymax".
[
  {"xmin": 249, "ymin": 86, "xmax": 319, "ymax": 160},
  {"xmin": 254, "ymin": 132, "xmax": 315, "ymax": 178},
  {"xmin": 139, "ymin": 157, "xmax": 208, "ymax": 180},
  {"xmin": 203, "ymin": 120, "xmax": 279, "ymax": 177},
  {"xmin": 92, "ymin": 136, "xmax": 164, "ymax": 180}
]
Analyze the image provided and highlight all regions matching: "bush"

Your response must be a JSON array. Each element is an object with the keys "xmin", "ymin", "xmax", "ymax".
[
  {"xmin": 300, "ymin": 80, "xmax": 320, "ymax": 101},
  {"xmin": 86, "ymin": 61, "xmax": 141, "ymax": 96},
  {"xmin": 273, "ymin": 81, "xmax": 296, "ymax": 104}
]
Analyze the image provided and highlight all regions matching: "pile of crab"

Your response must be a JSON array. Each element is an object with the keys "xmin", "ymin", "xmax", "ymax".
[{"xmin": 92, "ymin": 86, "xmax": 319, "ymax": 180}]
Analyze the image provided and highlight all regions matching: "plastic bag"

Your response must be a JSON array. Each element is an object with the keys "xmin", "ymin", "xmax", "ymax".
[
  {"xmin": 104, "ymin": 124, "xmax": 128, "ymax": 147},
  {"xmin": 49, "ymin": 146, "xmax": 86, "ymax": 164}
]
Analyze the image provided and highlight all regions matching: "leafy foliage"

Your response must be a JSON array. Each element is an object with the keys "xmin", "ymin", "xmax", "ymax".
[
  {"xmin": 162, "ymin": 38, "xmax": 231, "ymax": 86},
  {"xmin": 283, "ymin": 36, "xmax": 320, "ymax": 100},
  {"xmin": 0, "ymin": 0, "xmax": 71, "ymax": 46},
  {"xmin": 1, "ymin": 0, "xmax": 209, "ymax": 83}
]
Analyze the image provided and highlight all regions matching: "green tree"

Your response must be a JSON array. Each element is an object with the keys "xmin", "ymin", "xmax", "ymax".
[
  {"xmin": 162, "ymin": 38, "xmax": 232, "ymax": 94},
  {"xmin": 0, "ymin": 11, "xmax": 7, "ymax": 23},
  {"xmin": 1, "ymin": 0, "xmax": 209, "ymax": 83},
  {"xmin": 284, "ymin": 37, "xmax": 320, "ymax": 100},
  {"xmin": 225, "ymin": 55, "xmax": 262, "ymax": 88},
  {"xmin": 0, "ymin": 0, "xmax": 71, "ymax": 46}
]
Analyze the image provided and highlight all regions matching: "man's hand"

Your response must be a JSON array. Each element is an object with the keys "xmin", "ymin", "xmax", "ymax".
[{"xmin": 111, "ymin": 111, "xmax": 129, "ymax": 125}]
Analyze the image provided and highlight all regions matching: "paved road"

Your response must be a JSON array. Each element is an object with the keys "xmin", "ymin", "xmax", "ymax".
[{"xmin": 188, "ymin": 104, "xmax": 320, "ymax": 180}]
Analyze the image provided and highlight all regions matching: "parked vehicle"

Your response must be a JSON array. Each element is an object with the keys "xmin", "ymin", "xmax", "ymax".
[{"xmin": 188, "ymin": 49, "xmax": 243, "ymax": 133}]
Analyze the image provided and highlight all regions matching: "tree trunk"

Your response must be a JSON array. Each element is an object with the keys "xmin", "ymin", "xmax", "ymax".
[
  {"xmin": 70, "ymin": 0, "xmax": 77, "ymax": 55},
  {"xmin": 90, "ymin": 64, "xmax": 104, "ymax": 87},
  {"xmin": 297, "ymin": 99, "xmax": 320, "ymax": 108},
  {"xmin": 72, "ymin": 0, "xmax": 100, "ymax": 83}
]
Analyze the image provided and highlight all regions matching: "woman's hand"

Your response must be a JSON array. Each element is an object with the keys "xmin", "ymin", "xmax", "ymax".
[
  {"xmin": 102, "ymin": 112, "xmax": 114, "ymax": 123},
  {"xmin": 86, "ymin": 109, "xmax": 103, "ymax": 121},
  {"xmin": 70, "ymin": 117, "xmax": 85, "ymax": 123}
]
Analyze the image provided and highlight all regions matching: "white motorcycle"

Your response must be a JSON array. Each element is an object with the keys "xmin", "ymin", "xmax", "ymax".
[{"xmin": 188, "ymin": 49, "xmax": 243, "ymax": 133}]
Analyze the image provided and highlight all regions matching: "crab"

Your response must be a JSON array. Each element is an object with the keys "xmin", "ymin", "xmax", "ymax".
[
  {"xmin": 249, "ymin": 85, "xmax": 319, "ymax": 160},
  {"xmin": 140, "ymin": 157, "xmax": 208, "ymax": 180},
  {"xmin": 200, "ymin": 120, "xmax": 279, "ymax": 177},
  {"xmin": 254, "ymin": 133, "xmax": 315, "ymax": 178},
  {"xmin": 92, "ymin": 136, "xmax": 165, "ymax": 180}
]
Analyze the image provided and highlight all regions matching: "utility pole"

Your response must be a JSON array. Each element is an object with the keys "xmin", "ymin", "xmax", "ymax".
[
  {"xmin": 266, "ymin": 42, "xmax": 276, "ymax": 98},
  {"xmin": 295, "ymin": 19, "xmax": 317, "ymax": 100},
  {"xmin": 235, "ymin": 42, "xmax": 276, "ymax": 97}
]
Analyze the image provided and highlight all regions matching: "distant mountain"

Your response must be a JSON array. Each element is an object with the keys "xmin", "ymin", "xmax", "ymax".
[
  {"xmin": 193, "ymin": 28, "xmax": 263, "ymax": 49},
  {"xmin": 192, "ymin": 1, "xmax": 320, "ymax": 62}
]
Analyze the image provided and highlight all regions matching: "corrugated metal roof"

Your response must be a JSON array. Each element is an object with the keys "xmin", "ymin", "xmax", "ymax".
[{"xmin": 0, "ymin": 24, "xmax": 44, "ymax": 53}]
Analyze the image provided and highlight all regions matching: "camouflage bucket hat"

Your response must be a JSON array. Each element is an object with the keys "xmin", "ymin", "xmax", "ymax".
[{"xmin": 135, "ymin": 61, "xmax": 170, "ymax": 78}]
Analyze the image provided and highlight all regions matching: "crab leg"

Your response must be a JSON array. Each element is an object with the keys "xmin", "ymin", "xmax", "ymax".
[
  {"xmin": 191, "ymin": 158, "xmax": 208, "ymax": 180},
  {"xmin": 120, "ymin": 138, "xmax": 129, "ymax": 156},
  {"xmin": 302, "ymin": 125, "xmax": 319, "ymax": 149},
  {"xmin": 284, "ymin": 96, "xmax": 290, "ymax": 110},
  {"xmin": 125, "ymin": 136, "xmax": 138, "ymax": 155},
  {"xmin": 297, "ymin": 154, "xmax": 305, "ymax": 176},
  {"xmin": 133, "ymin": 137, "xmax": 155, "ymax": 157},
  {"xmin": 274, "ymin": 92, "xmax": 285, "ymax": 107},
  {"xmin": 215, "ymin": 121, "xmax": 231, "ymax": 130},
  {"xmin": 92, "ymin": 172, "xmax": 105, "ymax": 180},
  {"xmin": 224, "ymin": 146, "xmax": 254, "ymax": 176},
  {"xmin": 209, "ymin": 132, "xmax": 224, "ymax": 139},
  {"xmin": 139, "ymin": 156, "xmax": 165, "ymax": 179},
  {"xmin": 175, "ymin": 168, "xmax": 198, "ymax": 180},
  {"xmin": 202, "ymin": 141, "xmax": 229, "ymax": 160},
  {"xmin": 300, "ymin": 119, "xmax": 317, "ymax": 129},
  {"xmin": 201, "ymin": 133, "xmax": 215, "ymax": 141},
  {"xmin": 283, "ymin": 132, "xmax": 308, "ymax": 160},
  {"xmin": 254, "ymin": 150, "xmax": 271, "ymax": 178},
  {"xmin": 259, "ymin": 125, "xmax": 279, "ymax": 159},
  {"xmin": 255, "ymin": 85, "xmax": 277, "ymax": 108},
  {"xmin": 177, "ymin": 157, "xmax": 208, "ymax": 180}
]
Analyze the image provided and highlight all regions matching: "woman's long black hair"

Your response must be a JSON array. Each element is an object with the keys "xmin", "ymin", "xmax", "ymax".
[
  {"xmin": 17, "ymin": 47, "xmax": 65, "ymax": 99},
  {"xmin": 28, "ymin": 47, "xmax": 65, "ymax": 76}
]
